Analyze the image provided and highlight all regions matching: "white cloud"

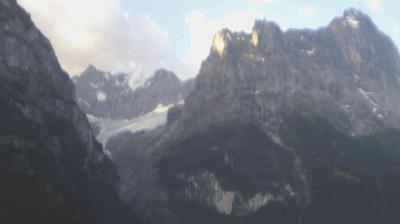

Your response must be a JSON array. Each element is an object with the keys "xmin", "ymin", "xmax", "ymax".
[
  {"xmin": 298, "ymin": 4, "xmax": 316, "ymax": 16},
  {"xmin": 392, "ymin": 26, "xmax": 400, "ymax": 44},
  {"xmin": 18, "ymin": 0, "xmax": 191, "ymax": 78},
  {"xmin": 274, "ymin": 16, "xmax": 289, "ymax": 31},
  {"xmin": 364, "ymin": 0, "xmax": 381, "ymax": 13},
  {"xmin": 184, "ymin": 11, "xmax": 264, "ymax": 74},
  {"xmin": 247, "ymin": 0, "xmax": 281, "ymax": 6},
  {"xmin": 393, "ymin": 26, "xmax": 400, "ymax": 36}
]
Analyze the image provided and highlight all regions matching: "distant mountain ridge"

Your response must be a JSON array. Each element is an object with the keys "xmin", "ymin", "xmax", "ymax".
[{"xmin": 74, "ymin": 65, "xmax": 194, "ymax": 120}]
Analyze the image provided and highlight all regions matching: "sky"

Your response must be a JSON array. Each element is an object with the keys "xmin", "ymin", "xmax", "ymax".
[{"xmin": 18, "ymin": 0, "xmax": 400, "ymax": 79}]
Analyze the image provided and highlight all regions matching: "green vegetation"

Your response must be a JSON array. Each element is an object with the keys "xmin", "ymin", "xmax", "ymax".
[
  {"xmin": 0, "ymin": 134, "xmax": 97, "ymax": 224},
  {"xmin": 333, "ymin": 167, "xmax": 362, "ymax": 182},
  {"xmin": 0, "ymin": 135, "xmax": 35, "ymax": 151}
]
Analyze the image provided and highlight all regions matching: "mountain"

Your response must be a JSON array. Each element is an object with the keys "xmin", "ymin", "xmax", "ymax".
[
  {"xmin": 74, "ymin": 65, "xmax": 194, "ymax": 120},
  {"xmin": 110, "ymin": 8, "xmax": 400, "ymax": 224},
  {"xmin": 0, "ymin": 1, "xmax": 134, "ymax": 223},
  {"xmin": 74, "ymin": 65, "xmax": 194, "ymax": 146}
]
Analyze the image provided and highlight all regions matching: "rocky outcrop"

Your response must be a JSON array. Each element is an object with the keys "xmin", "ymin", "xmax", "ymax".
[
  {"xmin": 111, "ymin": 8, "xmax": 400, "ymax": 224},
  {"xmin": 0, "ymin": 1, "xmax": 133, "ymax": 223}
]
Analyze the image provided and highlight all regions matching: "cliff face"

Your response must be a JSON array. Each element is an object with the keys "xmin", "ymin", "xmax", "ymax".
[
  {"xmin": 0, "ymin": 1, "xmax": 132, "ymax": 223},
  {"xmin": 180, "ymin": 8, "xmax": 400, "ymax": 138},
  {"xmin": 112, "ymin": 8, "xmax": 400, "ymax": 224}
]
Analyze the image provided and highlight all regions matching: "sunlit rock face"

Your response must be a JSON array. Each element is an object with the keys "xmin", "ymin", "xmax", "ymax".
[
  {"xmin": 251, "ymin": 31, "xmax": 259, "ymax": 47},
  {"xmin": 111, "ymin": 8, "xmax": 400, "ymax": 224},
  {"xmin": 212, "ymin": 30, "xmax": 231, "ymax": 56},
  {"xmin": 178, "ymin": 8, "xmax": 400, "ymax": 139}
]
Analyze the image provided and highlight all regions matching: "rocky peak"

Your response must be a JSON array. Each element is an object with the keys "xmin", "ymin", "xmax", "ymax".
[
  {"xmin": 211, "ymin": 29, "xmax": 233, "ymax": 56},
  {"xmin": 341, "ymin": 7, "xmax": 373, "ymax": 27},
  {"xmin": 328, "ymin": 7, "xmax": 379, "ymax": 35},
  {"xmin": 179, "ymin": 8, "xmax": 400, "ymax": 138},
  {"xmin": 80, "ymin": 64, "xmax": 111, "ymax": 82},
  {"xmin": 152, "ymin": 68, "xmax": 180, "ymax": 82},
  {"xmin": 252, "ymin": 20, "xmax": 283, "ymax": 50},
  {"xmin": 83, "ymin": 64, "xmax": 100, "ymax": 74}
]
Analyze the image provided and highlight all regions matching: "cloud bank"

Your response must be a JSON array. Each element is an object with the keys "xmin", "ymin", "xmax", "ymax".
[
  {"xmin": 298, "ymin": 4, "xmax": 316, "ymax": 16},
  {"xmin": 247, "ymin": 0, "xmax": 281, "ymax": 6},
  {"xmin": 18, "ymin": 0, "xmax": 191, "ymax": 78},
  {"xmin": 364, "ymin": 0, "xmax": 382, "ymax": 13}
]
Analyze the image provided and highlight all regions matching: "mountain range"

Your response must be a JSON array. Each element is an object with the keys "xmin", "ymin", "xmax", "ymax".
[
  {"xmin": 74, "ymin": 65, "xmax": 194, "ymax": 120},
  {"xmin": 109, "ymin": 8, "xmax": 400, "ymax": 224},
  {"xmin": 73, "ymin": 65, "xmax": 194, "ymax": 146},
  {"xmin": 2, "ymin": 1, "xmax": 400, "ymax": 224}
]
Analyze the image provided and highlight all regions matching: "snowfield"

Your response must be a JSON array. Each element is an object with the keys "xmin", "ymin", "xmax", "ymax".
[{"xmin": 87, "ymin": 104, "xmax": 172, "ymax": 145}]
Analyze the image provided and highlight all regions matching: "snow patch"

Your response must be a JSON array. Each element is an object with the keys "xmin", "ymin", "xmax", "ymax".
[
  {"xmin": 89, "ymin": 104, "xmax": 173, "ymax": 145},
  {"xmin": 342, "ymin": 104, "xmax": 351, "ymax": 111},
  {"xmin": 97, "ymin": 91, "xmax": 107, "ymax": 102},
  {"xmin": 78, "ymin": 98, "xmax": 90, "ymax": 107},
  {"xmin": 103, "ymin": 72, "xmax": 110, "ymax": 81},
  {"xmin": 358, "ymin": 88, "xmax": 378, "ymax": 107},
  {"xmin": 346, "ymin": 16, "xmax": 360, "ymax": 28},
  {"xmin": 306, "ymin": 48, "xmax": 315, "ymax": 56},
  {"xmin": 89, "ymin": 82, "xmax": 100, "ymax": 89},
  {"xmin": 104, "ymin": 149, "xmax": 112, "ymax": 157},
  {"xmin": 245, "ymin": 193, "xmax": 281, "ymax": 211},
  {"xmin": 354, "ymin": 74, "xmax": 360, "ymax": 82},
  {"xmin": 285, "ymin": 184, "xmax": 296, "ymax": 197}
]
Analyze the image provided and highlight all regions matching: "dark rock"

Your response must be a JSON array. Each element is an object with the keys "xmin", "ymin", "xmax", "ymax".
[{"xmin": 0, "ymin": 1, "xmax": 134, "ymax": 223}]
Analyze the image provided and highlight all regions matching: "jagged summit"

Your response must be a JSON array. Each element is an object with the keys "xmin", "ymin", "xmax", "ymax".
[
  {"xmin": 83, "ymin": 64, "xmax": 100, "ymax": 73},
  {"xmin": 253, "ymin": 19, "xmax": 282, "ymax": 32},
  {"xmin": 153, "ymin": 68, "xmax": 180, "ymax": 80},
  {"xmin": 194, "ymin": 6, "xmax": 400, "ymax": 136},
  {"xmin": 209, "ymin": 8, "xmax": 381, "ymax": 60},
  {"xmin": 75, "ymin": 65, "xmax": 193, "ymax": 120}
]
